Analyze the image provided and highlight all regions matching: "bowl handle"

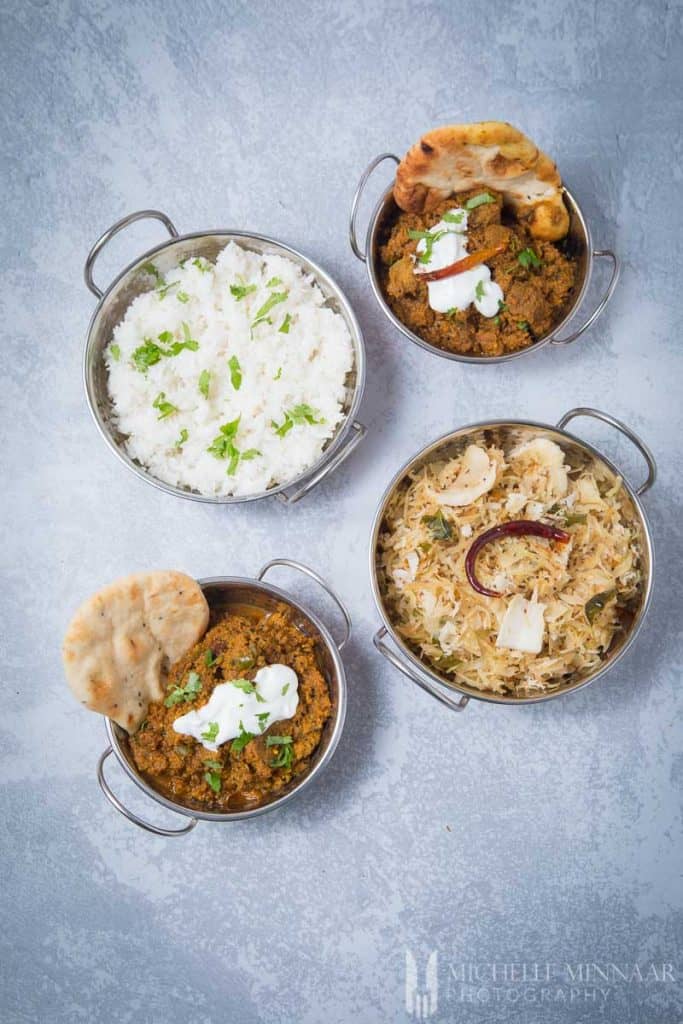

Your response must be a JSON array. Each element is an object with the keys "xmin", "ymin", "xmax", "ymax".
[
  {"xmin": 557, "ymin": 407, "xmax": 657, "ymax": 496},
  {"xmin": 349, "ymin": 153, "xmax": 400, "ymax": 262},
  {"xmin": 97, "ymin": 747, "xmax": 197, "ymax": 836},
  {"xmin": 84, "ymin": 210, "xmax": 179, "ymax": 300},
  {"xmin": 276, "ymin": 421, "xmax": 366, "ymax": 505},
  {"xmin": 373, "ymin": 627, "xmax": 470, "ymax": 712},
  {"xmin": 551, "ymin": 250, "xmax": 620, "ymax": 345},
  {"xmin": 258, "ymin": 559, "xmax": 351, "ymax": 650}
]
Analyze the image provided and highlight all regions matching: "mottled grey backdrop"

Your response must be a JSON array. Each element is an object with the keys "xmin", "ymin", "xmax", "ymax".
[{"xmin": 1, "ymin": 0, "xmax": 682, "ymax": 1021}]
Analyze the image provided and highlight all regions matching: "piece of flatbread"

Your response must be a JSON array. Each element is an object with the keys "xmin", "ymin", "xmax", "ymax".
[
  {"xmin": 62, "ymin": 571, "xmax": 209, "ymax": 732},
  {"xmin": 394, "ymin": 121, "xmax": 570, "ymax": 241}
]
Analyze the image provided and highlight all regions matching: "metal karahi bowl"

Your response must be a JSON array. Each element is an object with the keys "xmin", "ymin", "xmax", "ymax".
[
  {"xmin": 349, "ymin": 153, "xmax": 620, "ymax": 365},
  {"xmin": 84, "ymin": 210, "xmax": 366, "ymax": 505},
  {"xmin": 370, "ymin": 408, "xmax": 656, "ymax": 710},
  {"xmin": 96, "ymin": 560, "xmax": 349, "ymax": 835}
]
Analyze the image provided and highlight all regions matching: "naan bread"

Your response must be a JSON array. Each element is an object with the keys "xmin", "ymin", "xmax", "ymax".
[
  {"xmin": 63, "ymin": 571, "xmax": 209, "ymax": 732},
  {"xmin": 394, "ymin": 121, "xmax": 570, "ymax": 241}
]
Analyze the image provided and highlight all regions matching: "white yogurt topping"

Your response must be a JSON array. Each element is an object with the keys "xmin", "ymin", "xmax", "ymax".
[
  {"xmin": 414, "ymin": 207, "xmax": 504, "ymax": 317},
  {"xmin": 173, "ymin": 664, "xmax": 299, "ymax": 750}
]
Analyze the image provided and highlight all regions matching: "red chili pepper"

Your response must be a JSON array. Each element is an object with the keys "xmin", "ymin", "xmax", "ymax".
[
  {"xmin": 416, "ymin": 242, "xmax": 508, "ymax": 283},
  {"xmin": 465, "ymin": 520, "xmax": 571, "ymax": 597}
]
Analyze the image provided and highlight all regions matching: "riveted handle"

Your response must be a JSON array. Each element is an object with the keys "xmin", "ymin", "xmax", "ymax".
[
  {"xmin": 276, "ymin": 422, "xmax": 366, "ymax": 505},
  {"xmin": 97, "ymin": 747, "xmax": 197, "ymax": 836},
  {"xmin": 258, "ymin": 559, "xmax": 351, "ymax": 650},
  {"xmin": 349, "ymin": 153, "xmax": 400, "ymax": 262},
  {"xmin": 557, "ymin": 407, "xmax": 657, "ymax": 496},
  {"xmin": 551, "ymin": 250, "xmax": 620, "ymax": 345},
  {"xmin": 373, "ymin": 628, "xmax": 470, "ymax": 712},
  {"xmin": 84, "ymin": 209, "xmax": 179, "ymax": 299}
]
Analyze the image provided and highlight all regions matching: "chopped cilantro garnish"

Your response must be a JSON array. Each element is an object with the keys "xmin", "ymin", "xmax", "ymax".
[
  {"xmin": 279, "ymin": 313, "xmax": 292, "ymax": 334},
  {"xmin": 272, "ymin": 403, "xmax": 324, "ymax": 437},
  {"xmin": 226, "ymin": 443, "xmax": 240, "ymax": 476},
  {"xmin": 152, "ymin": 392, "xmax": 178, "ymax": 420},
  {"xmin": 517, "ymin": 320, "xmax": 530, "ymax": 331},
  {"xmin": 132, "ymin": 338, "xmax": 163, "ymax": 373},
  {"xmin": 240, "ymin": 448, "xmax": 261, "ymax": 461},
  {"xmin": 230, "ymin": 282, "xmax": 257, "ymax": 301},
  {"xmin": 164, "ymin": 671, "xmax": 202, "ymax": 707},
  {"xmin": 142, "ymin": 262, "xmax": 163, "ymax": 284},
  {"xmin": 475, "ymin": 280, "xmax": 486, "ymax": 302},
  {"xmin": 407, "ymin": 228, "xmax": 448, "ymax": 265},
  {"xmin": 253, "ymin": 290, "xmax": 288, "ymax": 322},
  {"xmin": 174, "ymin": 427, "xmax": 189, "ymax": 448},
  {"xmin": 464, "ymin": 192, "xmax": 496, "ymax": 210},
  {"xmin": 201, "ymin": 721, "xmax": 219, "ymax": 742},
  {"xmin": 204, "ymin": 770, "xmax": 221, "ymax": 793},
  {"xmin": 273, "ymin": 367, "xmax": 282, "ymax": 381},
  {"xmin": 109, "ymin": 344, "xmax": 121, "ymax": 361},
  {"xmin": 176, "ymin": 291, "xmax": 189, "ymax": 303},
  {"xmin": 157, "ymin": 280, "xmax": 179, "ymax": 300},
  {"xmin": 281, "ymin": 682, "xmax": 290, "ymax": 696},
  {"xmin": 266, "ymin": 276, "xmax": 282, "ymax": 288},
  {"xmin": 228, "ymin": 354, "xmax": 242, "ymax": 390},
  {"xmin": 256, "ymin": 711, "xmax": 270, "ymax": 732},
  {"xmin": 198, "ymin": 369, "xmax": 211, "ymax": 398},
  {"xmin": 231, "ymin": 678, "xmax": 256, "ymax": 693},
  {"xmin": 207, "ymin": 417, "xmax": 241, "ymax": 458},
  {"xmin": 231, "ymin": 722, "xmax": 255, "ymax": 754},
  {"xmin": 518, "ymin": 247, "xmax": 542, "ymax": 269},
  {"xmin": 443, "ymin": 210, "xmax": 465, "ymax": 224},
  {"xmin": 192, "ymin": 257, "xmax": 211, "ymax": 273},
  {"xmin": 266, "ymin": 735, "xmax": 294, "ymax": 769},
  {"xmin": 204, "ymin": 649, "xmax": 216, "ymax": 667}
]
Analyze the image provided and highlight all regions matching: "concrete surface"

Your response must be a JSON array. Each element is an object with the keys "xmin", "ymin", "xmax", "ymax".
[{"xmin": 1, "ymin": 1, "xmax": 682, "ymax": 1021}]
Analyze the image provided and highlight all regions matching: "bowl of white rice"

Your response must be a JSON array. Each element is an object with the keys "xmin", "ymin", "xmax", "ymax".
[{"xmin": 83, "ymin": 210, "xmax": 366, "ymax": 503}]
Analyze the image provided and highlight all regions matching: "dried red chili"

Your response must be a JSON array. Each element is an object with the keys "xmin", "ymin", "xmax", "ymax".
[
  {"xmin": 465, "ymin": 520, "xmax": 571, "ymax": 597},
  {"xmin": 415, "ymin": 242, "xmax": 508, "ymax": 282}
]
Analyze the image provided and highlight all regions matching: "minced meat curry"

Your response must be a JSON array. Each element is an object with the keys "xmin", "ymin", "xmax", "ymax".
[
  {"xmin": 378, "ymin": 188, "xmax": 577, "ymax": 357},
  {"xmin": 128, "ymin": 605, "xmax": 332, "ymax": 811}
]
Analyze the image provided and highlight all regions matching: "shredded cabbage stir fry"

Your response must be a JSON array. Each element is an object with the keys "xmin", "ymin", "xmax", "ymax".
[{"xmin": 377, "ymin": 437, "xmax": 643, "ymax": 695}]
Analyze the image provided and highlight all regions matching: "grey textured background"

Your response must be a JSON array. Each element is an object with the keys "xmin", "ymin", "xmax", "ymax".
[{"xmin": 2, "ymin": 1, "xmax": 682, "ymax": 1021}]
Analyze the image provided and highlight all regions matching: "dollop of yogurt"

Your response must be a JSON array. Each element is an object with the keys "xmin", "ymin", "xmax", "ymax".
[
  {"xmin": 415, "ymin": 207, "xmax": 504, "ymax": 317},
  {"xmin": 173, "ymin": 664, "xmax": 299, "ymax": 751}
]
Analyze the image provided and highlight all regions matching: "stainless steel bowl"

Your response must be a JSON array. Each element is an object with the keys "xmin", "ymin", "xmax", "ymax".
[
  {"xmin": 349, "ymin": 153, "xmax": 620, "ymax": 364},
  {"xmin": 84, "ymin": 210, "xmax": 366, "ymax": 504},
  {"xmin": 370, "ymin": 408, "xmax": 656, "ymax": 710},
  {"xmin": 96, "ymin": 559, "xmax": 349, "ymax": 835}
]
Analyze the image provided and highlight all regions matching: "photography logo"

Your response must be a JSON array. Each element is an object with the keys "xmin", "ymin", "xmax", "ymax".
[{"xmin": 405, "ymin": 950, "xmax": 438, "ymax": 1019}]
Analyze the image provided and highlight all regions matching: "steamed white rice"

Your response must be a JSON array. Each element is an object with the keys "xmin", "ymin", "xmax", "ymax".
[{"xmin": 105, "ymin": 242, "xmax": 355, "ymax": 496}]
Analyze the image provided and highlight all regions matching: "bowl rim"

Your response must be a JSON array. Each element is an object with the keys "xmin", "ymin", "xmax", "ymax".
[
  {"xmin": 364, "ymin": 185, "xmax": 593, "ymax": 365},
  {"xmin": 83, "ymin": 228, "xmax": 366, "ymax": 503},
  {"xmin": 369, "ymin": 416, "xmax": 655, "ymax": 705},
  {"xmin": 106, "ymin": 573, "xmax": 348, "ymax": 821}
]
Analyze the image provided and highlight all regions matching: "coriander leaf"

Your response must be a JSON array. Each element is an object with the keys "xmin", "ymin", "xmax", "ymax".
[
  {"xmin": 142, "ymin": 262, "xmax": 163, "ymax": 285},
  {"xmin": 517, "ymin": 247, "xmax": 542, "ymax": 269},
  {"xmin": 152, "ymin": 392, "xmax": 179, "ymax": 420},
  {"xmin": 250, "ymin": 315, "xmax": 272, "ymax": 335},
  {"xmin": 231, "ymin": 722, "xmax": 255, "ymax": 754},
  {"xmin": 443, "ymin": 210, "xmax": 465, "ymax": 224},
  {"xmin": 290, "ymin": 403, "xmax": 324, "ymax": 425},
  {"xmin": 164, "ymin": 671, "xmax": 202, "ymax": 707},
  {"xmin": 158, "ymin": 330, "xmax": 174, "ymax": 345},
  {"xmin": 204, "ymin": 770, "xmax": 221, "ymax": 793},
  {"xmin": 207, "ymin": 417, "xmax": 241, "ymax": 458},
  {"xmin": 231, "ymin": 678, "xmax": 256, "ymax": 693},
  {"xmin": 174, "ymin": 427, "xmax": 189, "ymax": 449},
  {"xmin": 230, "ymin": 282, "xmax": 257, "ymax": 301},
  {"xmin": 266, "ymin": 735, "xmax": 293, "ymax": 747},
  {"xmin": 204, "ymin": 759, "xmax": 222, "ymax": 771},
  {"xmin": 157, "ymin": 280, "xmax": 179, "ymax": 300},
  {"xmin": 176, "ymin": 291, "xmax": 190, "ymax": 303},
  {"xmin": 228, "ymin": 354, "xmax": 242, "ymax": 390},
  {"xmin": 204, "ymin": 649, "xmax": 216, "ymax": 667},
  {"xmin": 132, "ymin": 339, "xmax": 163, "ymax": 373},
  {"xmin": 421, "ymin": 510, "xmax": 452, "ymax": 540},
  {"xmin": 475, "ymin": 280, "xmax": 486, "ymax": 302},
  {"xmin": 198, "ymin": 369, "xmax": 211, "ymax": 398},
  {"xmin": 278, "ymin": 313, "xmax": 292, "ymax": 334},
  {"xmin": 266, "ymin": 276, "xmax": 282, "ymax": 287},
  {"xmin": 226, "ymin": 442, "xmax": 240, "ymax": 476},
  {"xmin": 281, "ymin": 682, "xmax": 290, "ymax": 696},
  {"xmin": 585, "ymin": 589, "xmax": 616, "ymax": 624},
  {"xmin": 201, "ymin": 721, "xmax": 220, "ymax": 742},
  {"xmin": 253, "ymin": 290, "xmax": 288, "ymax": 322},
  {"xmin": 256, "ymin": 711, "xmax": 270, "ymax": 732},
  {"xmin": 517, "ymin": 320, "xmax": 529, "ymax": 331},
  {"xmin": 273, "ymin": 366, "xmax": 283, "ymax": 381},
  {"xmin": 407, "ymin": 228, "xmax": 448, "ymax": 265},
  {"xmin": 240, "ymin": 448, "xmax": 261, "ymax": 460},
  {"xmin": 266, "ymin": 735, "xmax": 294, "ymax": 769},
  {"xmin": 271, "ymin": 413, "xmax": 293, "ymax": 437},
  {"xmin": 109, "ymin": 344, "xmax": 121, "ymax": 361},
  {"xmin": 464, "ymin": 192, "xmax": 496, "ymax": 210},
  {"xmin": 192, "ymin": 257, "xmax": 211, "ymax": 273}
]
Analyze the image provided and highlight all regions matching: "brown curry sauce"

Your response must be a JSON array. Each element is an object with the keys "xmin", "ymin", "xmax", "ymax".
[{"xmin": 378, "ymin": 188, "xmax": 577, "ymax": 357}]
